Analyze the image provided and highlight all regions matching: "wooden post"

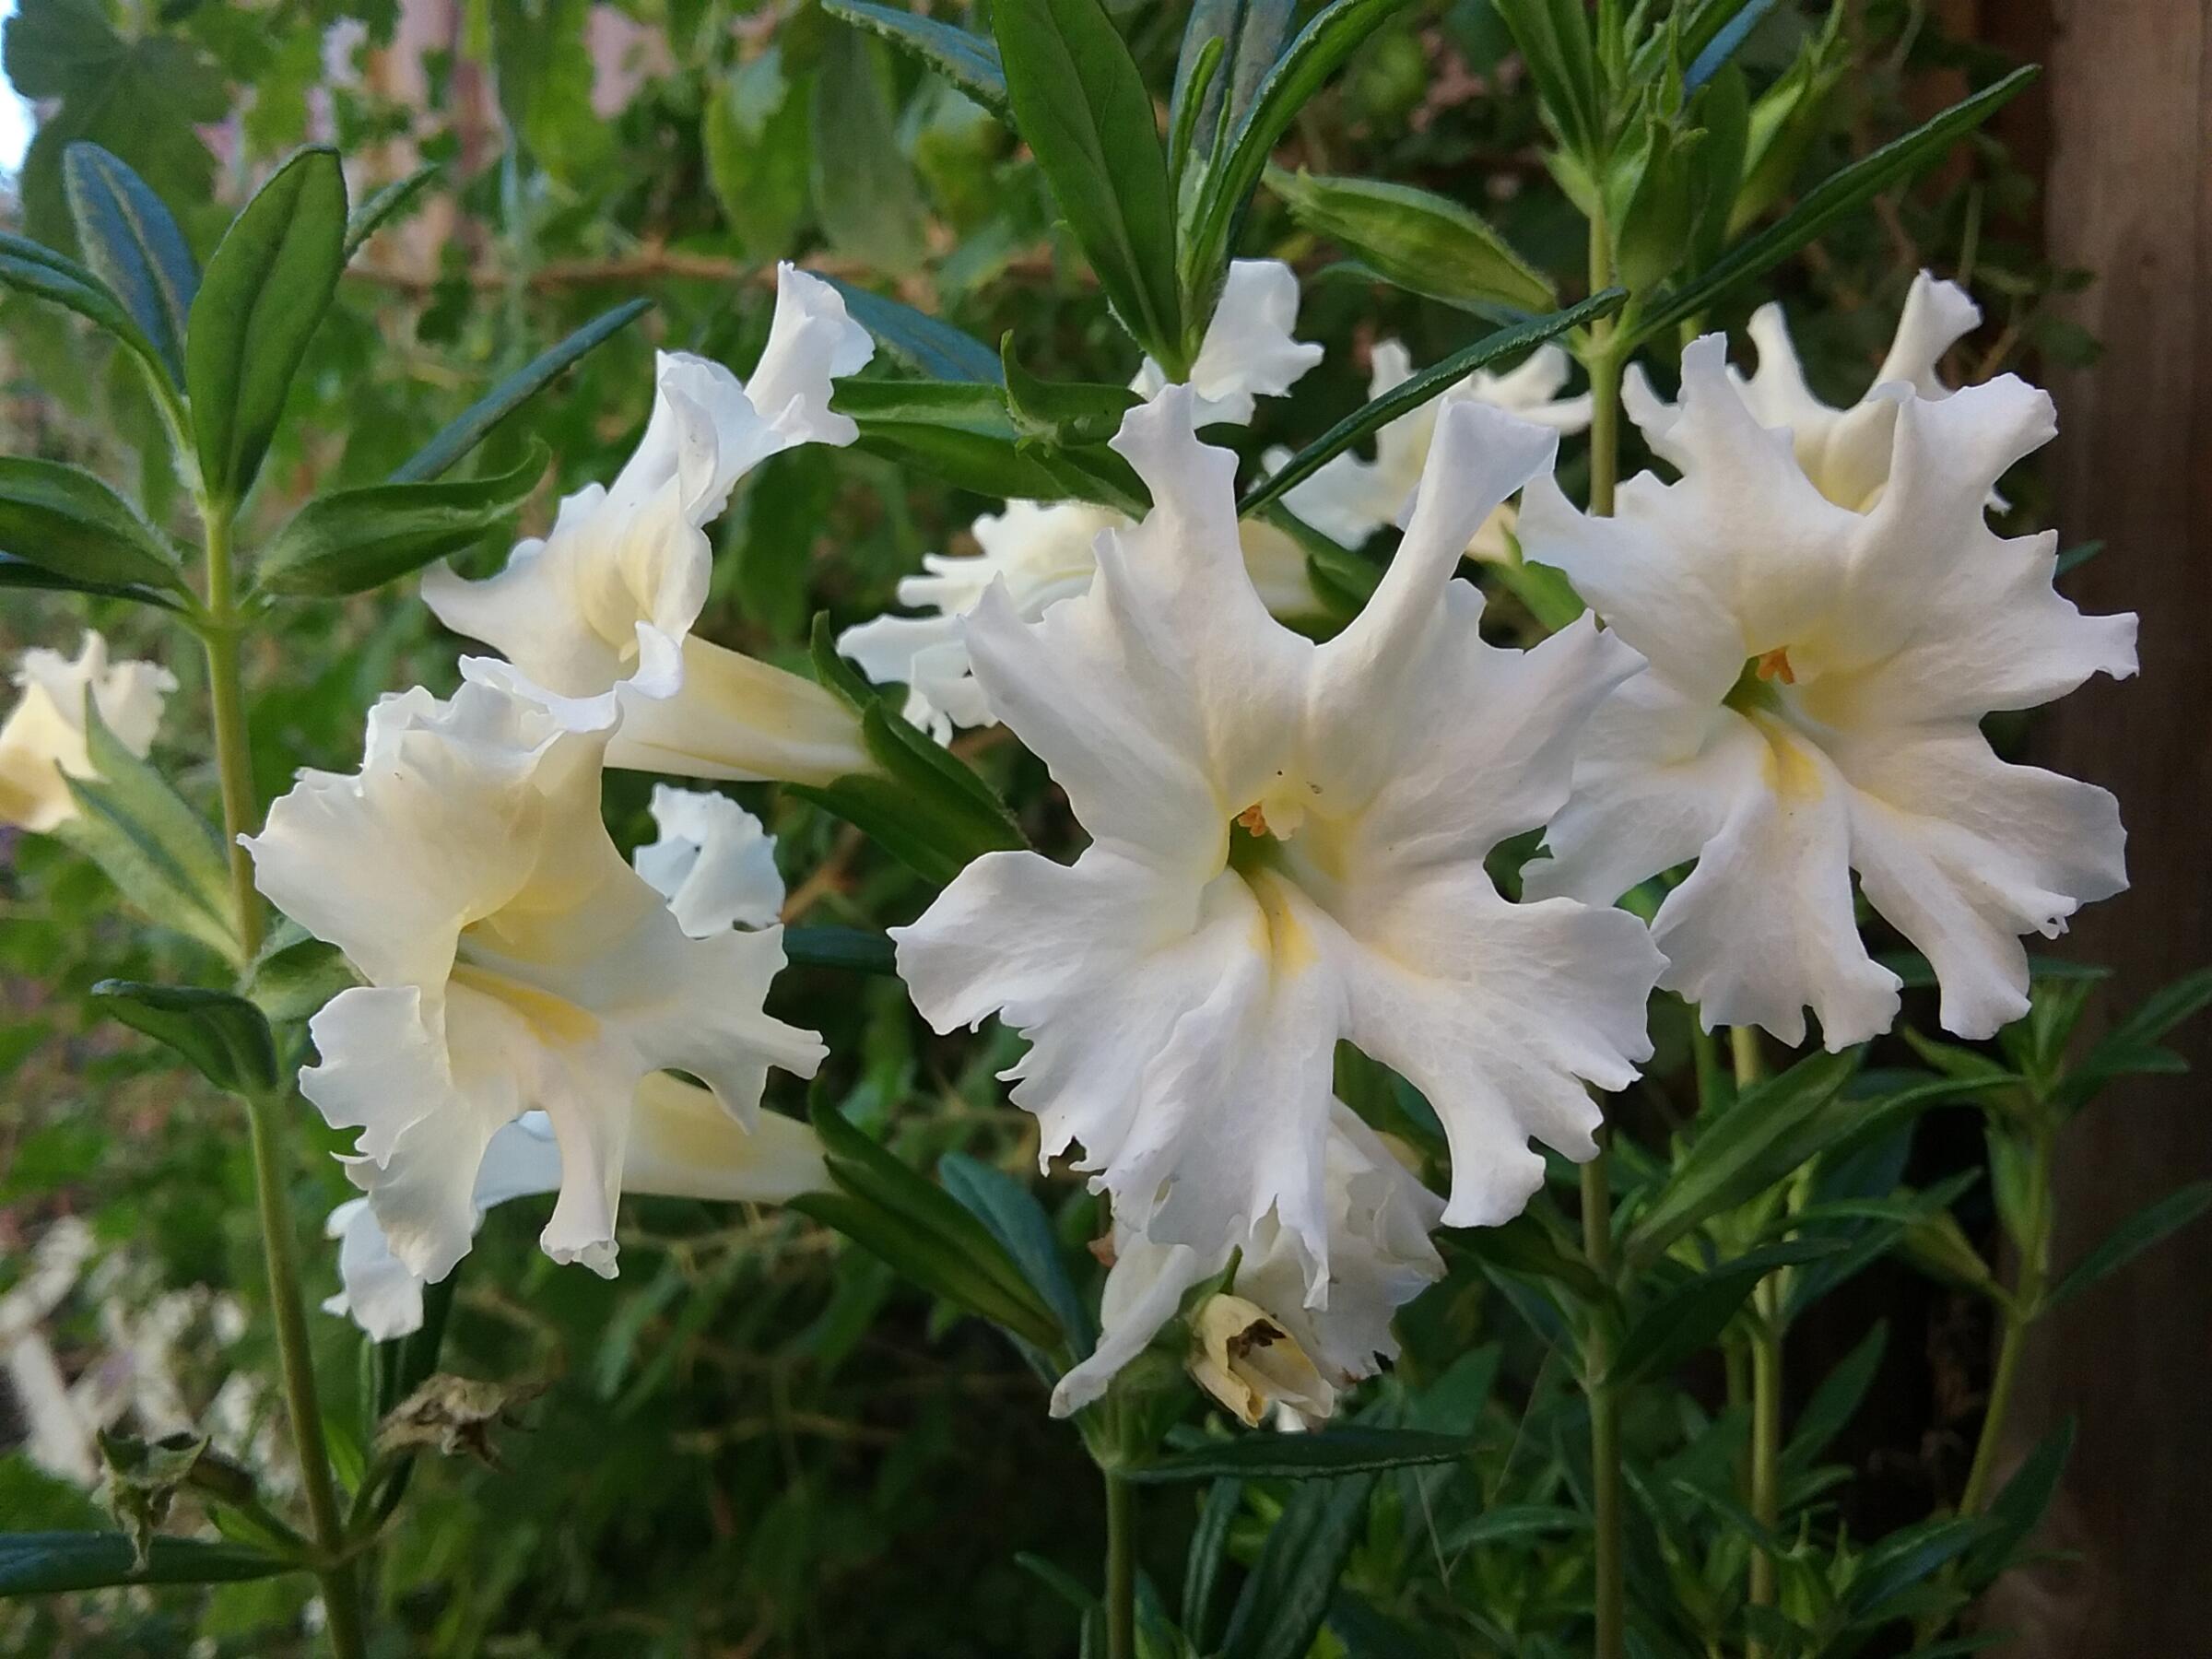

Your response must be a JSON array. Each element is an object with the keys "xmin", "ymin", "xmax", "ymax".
[{"xmin": 1980, "ymin": 2, "xmax": 2212, "ymax": 1650}]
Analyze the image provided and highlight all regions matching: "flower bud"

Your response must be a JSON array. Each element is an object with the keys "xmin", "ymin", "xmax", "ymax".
[{"xmin": 1187, "ymin": 1295, "xmax": 1336, "ymax": 1429}]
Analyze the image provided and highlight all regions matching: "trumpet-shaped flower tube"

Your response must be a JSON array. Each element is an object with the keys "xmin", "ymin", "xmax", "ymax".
[
  {"xmin": 245, "ymin": 681, "xmax": 825, "ymax": 1287},
  {"xmin": 1519, "ymin": 335, "xmax": 2136, "ymax": 1049},
  {"xmin": 423, "ymin": 264, "xmax": 875, "ymax": 786},
  {"xmin": 894, "ymin": 386, "xmax": 1663, "ymax": 1296},
  {"xmin": 1624, "ymin": 270, "xmax": 1983, "ymax": 512},
  {"xmin": 324, "ymin": 1078, "xmax": 830, "ymax": 1340},
  {"xmin": 839, "ymin": 261, "xmax": 1325, "ymax": 740},
  {"xmin": 1050, "ymin": 1102, "xmax": 1444, "ymax": 1421},
  {"xmin": 1277, "ymin": 341, "xmax": 1592, "ymax": 557},
  {"xmin": 0, "ymin": 633, "xmax": 175, "ymax": 833}
]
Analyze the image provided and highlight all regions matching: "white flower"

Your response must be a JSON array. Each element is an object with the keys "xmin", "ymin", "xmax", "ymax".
[
  {"xmin": 423, "ymin": 264, "xmax": 876, "ymax": 786},
  {"xmin": 632, "ymin": 783, "xmax": 783, "ymax": 936},
  {"xmin": 837, "ymin": 501, "xmax": 1321, "ymax": 740},
  {"xmin": 0, "ymin": 633, "xmax": 176, "ymax": 833},
  {"xmin": 324, "ymin": 1079, "xmax": 829, "ymax": 1340},
  {"xmin": 1624, "ymin": 269, "xmax": 1983, "ymax": 512},
  {"xmin": 1131, "ymin": 258, "xmax": 1324, "ymax": 426},
  {"xmin": 1518, "ymin": 335, "xmax": 2136, "ymax": 1049},
  {"xmin": 894, "ymin": 385, "xmax": 1663, "ymax": 1298},
  {"xmin": 1277, "ymin": 340, "xmax": 1593, "ymax": 558},
  {"xmin": 1050, "ymin": 1102, "xmax": 1444, "ymax": 1421},
  {"xmin": 244, "ymin": 680, "xmax": 825, "ymax": 1286},
  {"xmin": 840, "ymin": 261, "xmax": 1325, "ymax": 740}
]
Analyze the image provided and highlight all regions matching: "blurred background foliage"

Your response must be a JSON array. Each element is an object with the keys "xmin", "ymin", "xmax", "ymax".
[{"xmin": 0, "ymin": 0, "xmax": 2107, "ymax": 1653}]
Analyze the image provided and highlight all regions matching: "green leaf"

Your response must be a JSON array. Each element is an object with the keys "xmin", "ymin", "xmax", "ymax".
[
  {"xmin": 1845, "ymin": 1514, "xmax": 1991, "ymax": 1620},
  {"xmin": 820, "ymin": 0, "xmax": 1012, "ymax": 124},
  {"xmin": 826, "ymin": 277, "xmax": 1003, "ymax": 383},
  {"xmin": 1488, "ymin": 0, "xmax": 1600, "ymax": 156},
  {"xmin": 343, "ymin": 163, "xmax": 441, "ymax": 261},
  {"xmin": 1449, "ymin": 1207, "xmax": 1607, "ymax": 1302},
  {"xmin": 1605, "ymin": 1238, "xmax": 1845, "ymax": 1388},
  {"xmin": 2043, "ymin": 1181, "xmax": 2212, "ymax": 1313},
  {"xmin": 253, "ymin": 441, "xmax": 546, "ymax": 598},
  {"xmin": 831, "ymin": 377, "xmax": 1145, "ymax": 509},
  {"xmin": 795, "ymin": 1096, "xmax": 1062, "ymax": 1350},
  {"xmin": 1682, "ymin": 0, "xmax": 1789, "ymax": 90},
  {"xmin": 62, "ymin": 142, "xmax": 197, "ymax": 386},
  {"xmin": 1624, "ymin": 1050, "xmax": 1861, "ymax": 1265},
  {"xmin": 2059, "ymin": 965, "xmax": 2212, "ymax": 1111},
  {"xmin": 393, "ymin": 299, "xmax": 652, "ymax": 485},
  {"xmin": 941, "ymin": 1151, "xmax": 1094, "ymax": 1348},
  {"xmin": 0, "ymin": 1532, "xmax": 288, "ymax": 1597},
  {"xmin": 1245, "ymin": 290, "xmax": 1624, "ymax": 515},
  {"xmin": 1126, "ymin": 1427, "xmax": 1468, "ymax": 1484},
  {"xmin": 1001, "ymin": 335, "xmax": 1140, "ymax": 445},
  {"xmin": 1182, "ymin": 0, "xmax": 1415, "ymax": 315},
  {"xmin": 185, "ymin": 147, "xmax": 347, "ymax": 505},
  {"xmin": 992, "ymin": 0, "xmax": 1182, "ymax": 359},
  {"xmin": 1435, "ymin": 1503, "xmax": 1585, "ymax": 1549},
  {"xmin": 0, "ymin": 230, "xmax": 178, "ymax": 399},
  {"xmin": 1170, "ymin": 0, "xmax": 1292, "ymax": 179},
  {"xmin": 1488, "ymin": 548, "xmax": 1586, "ymax": 633},
  {"xmin": 1962, "ymin": 1417, "xmax": 2074, "ymax": 1584},
  {"xmin": 782, "ymin": 924, "xmax": 900, "ymax": 975},
  {"xmin": 1218, "ymin": 1468, "xmax": 1377, "ymax": 1659},
  {"xmin": 0, "ymin": 456, "xmax": 184, "ymax": 590},
  {"xmin": 1638, "ymin": 66, "xmax": 2037, "ymax": 342},
  {"xmin": 0, "ymin": 553, "xmax": 182, "ymax": 609},
  {"xmin": 704, "ymin": 49, "xmax": 812, "ymax": 265},
  {"xmin": 811, "ymin": 29, "xmax": 929, "ymax": 275},
  {"xmin": 57, "ymin": 705, "xmax": 241, "ymax": 961},
  {"xmin": 1182, "ymin": 1477, "xmax": 1242, "ymax": 1651},
  {"xmin": 1266, "ymin": 167, "xmax": 1554, "ymax": 312},
  {"xmin": 1783, "ymin": 1320, "xmax": 1887, "ymax": 1477},
  {"xmin": 89, "ymin": 981, "xmax": 278, "ymax": 1095},
  {"xmin": 241, "ymin": 920, "xmax": 357, "ymax": 1024}
]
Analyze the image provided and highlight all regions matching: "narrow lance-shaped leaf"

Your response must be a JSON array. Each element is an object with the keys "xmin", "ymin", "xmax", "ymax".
[
  {"xmin": 811, "ymin": 29, "xmax": 929, "ymax": 275},
  {"xmin": 0, "ymin": 231, "xmax": 180, "ymax": 406},
  {"xmin": 0, "ymin": 553, "xmax": 184, "ymax": 611},
  {"xmin": 1637, "ymin": 66, "xmax": 2037, "ymax": 341},
  {"xmin": 1244, "ymin": 289, "xmax": 1625, "ymax": 514},
  {"xmin": 826, "ymin": 276, "xmax": 1003, "ymax": 383},
  {"xmin": 1604, "ymin": 1237, "xmax": 1846, "ymax": 1389},
  {"xmin": 1182, "ymin": 0, "xmax": 1415, "ymax": 315},
  {"xmin": 830, "ymin": 377, "xmax": 1145, "ymax": 511},
  {"xmin": 1783, "ymin": 1320, "xmax": 1888, "ymax": 1475},
  {"xmin": 1267, "ymin": 165, "xmax": 1555, "ymax": 312},
  {"xmin": 992, "ymin": 0, "xmax": 1182, "ymax": 359},
  {"xmin": 62, "ymin": 142, "xmax": 197, "ymax": 385},
  {"xmin": 90, "ymin": 982, "xmax": 279, "ymax": 1096},
  {"xmin": 253, "ymin": 441, "xmax": 547, "ymax": 598},
  {"xmin": 344, "ymin": 163, "xmax": 442, "ymax": 260},
  {"xmin": 392, "ymin": 299, "xmax": 651, "ymax": 484},
  {"xmin": 59, "ymin": 705, "xmax": 242, "ymax": 962},
  {"xmin": 2042, "ymin": 1181, "xmax": 2212, "ymax": 1314},
  {"xmin": 1124, "ymin": 1427, "xmax": 1470, "ymax": 1484},
  {"xmin": 0, "ymin": 1532, "xmax": 288, "ymax": 1598},
  {"xmin": 0, "ymin": 456, "xmax": 185, "ymax": 591},
  {"xmin": 186, "ymin": 147, "xmax": 348, "ymax": 506},
  {"xmin": 819, "ymin": 0, "xmax": 1012, "ymax": 124},
  {"xmin": 1218, "ymin": 1469, "xmax": 1379, "ymax": 1659},
  {"xmin": 940, "ymin": 1152, "xmax": 1094, "ymax": 1349}
]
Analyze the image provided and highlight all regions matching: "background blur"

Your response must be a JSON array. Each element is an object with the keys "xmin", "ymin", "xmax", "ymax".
[{"xmin": 0, "ymin": 1, "xmax": 2201, "ymax": 1654}]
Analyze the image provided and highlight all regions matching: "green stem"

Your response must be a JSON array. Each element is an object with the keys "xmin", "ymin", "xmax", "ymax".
[
  {"xmin": 200, "ymin": 497, "xmax": 361, "ymax": 1656},
  {"xmin": 1104, "ymin": 1467, "xmax": 1135, "ymax": 1659},
  {"xmin": 1585, "ymin": 212, "xmax": 1623, "ymax": 519},
  {"xmin": 1582, "ymin": 1155, "xmax": 1625, "ymax": 1659},
  {"xmin": 246, "ymin": 1092, "xmax": 367, "ymax": 1658},
  {"xmin": 1735, "ymin": 1025, "xmax": 1781, "ymax": 1654}
]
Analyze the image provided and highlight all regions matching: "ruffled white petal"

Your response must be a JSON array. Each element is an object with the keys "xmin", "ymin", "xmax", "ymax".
[
  {"xmin": 633, "ymin": 784, "xmax": 784, "ymax": 935},
  {"xmin": 0, "ymin": 632, "xmax": 176, "ymax": 833},
  {"xmin": 1133, "ymin": 259, "xmax": 1322, "ymax": 426}
]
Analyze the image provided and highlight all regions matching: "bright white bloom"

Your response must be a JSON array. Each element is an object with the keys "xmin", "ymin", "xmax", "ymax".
[
  {"xmin": 244, "ymin": 680, "xmax": 825, "ymax": 1286},
  {"xmin": 840, "ymin": 261, "xmax": 1325, "ymax": 740},
  {"xmin": 633, "ymin": 783, "xmax": 783, "ymax": 936},
  {"xmin": 1519, "ymin": 335, "xmax": 2136, "ymax": 1049},
  {"xmin": 0, "ymin": 633, "xmax": 175, "ymax": 833},
  {"xmin": 324, "ymin": 1079, "xmax": 829, "ymax": 1340},
  {"xmin": 1278, "ymin": 341, "xmax": 1592, "ymax": 558},
  {"xmin": 423, "ymin": 264, "xmax": 876, "ymax": 786},
  {"xmin": 895, "ymin": 385, "xmax": 1663, "ymax": 1298},
  {"xmin": 837, "ymin": 502, "xmax": 1321, "ymax": 741},
  {"xmin": 1131, "ymin": 258, "xmax": 1324, "ymax": 426},
  {"xmin": 1624, "ymin": 269, "xmax": 1983, "ymax": 512},
  {"xmin": 1051, "ymin": 1102, "xmax": 1444, "ymax": 1421}
]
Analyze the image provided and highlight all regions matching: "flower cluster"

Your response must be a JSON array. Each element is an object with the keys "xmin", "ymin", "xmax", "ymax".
[{"xmin": 203, "ymin": 261, "xmax": 2131, "ymax": 1429}]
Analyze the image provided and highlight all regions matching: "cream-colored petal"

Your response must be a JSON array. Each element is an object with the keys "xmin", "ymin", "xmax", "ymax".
[
  {"xmin": 633, "ymin": 784, "xmax": 783, "ymax": 935},
  {"xmin": 0, "ymin": 633, "xmax": 176, "ymax": 833},
  {"xmin": 603, "ymin": 636, "xmax": 873, "ymax": 785},
  {"xmin": 1135, "ymin": 258, "xmax": 1321, "ymax": 426}
]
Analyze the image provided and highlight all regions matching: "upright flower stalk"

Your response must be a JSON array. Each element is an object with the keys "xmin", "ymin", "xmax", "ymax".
[{"xmin": 192, "ymin": 487, "xmax": 366, "ymax": 1659}]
